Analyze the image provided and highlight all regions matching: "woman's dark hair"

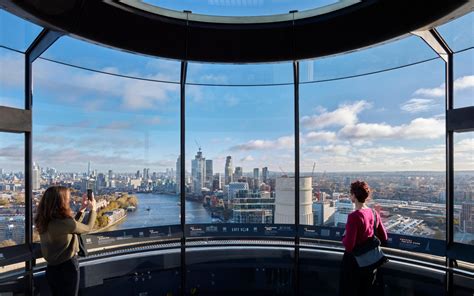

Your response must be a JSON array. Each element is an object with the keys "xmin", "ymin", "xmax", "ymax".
[
  {"xmin": 34, "ymin": 186, "xmax": 73, "ymax": 234},
  {"xmin": 350, "ymin": 180, "xmax": 371, "ymax": 203}
]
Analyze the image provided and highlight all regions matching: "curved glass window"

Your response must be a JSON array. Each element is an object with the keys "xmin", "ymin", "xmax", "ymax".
[
  {"xmin": 0, "ymin": 132, "xmax": 25, "ymax": 247},
  {"xmin": 40, "ymin": 36, "xmax": 181, "ymax": 83},
  {"xmin": 185, "ymin": 62, "xmax": 296, "ymax": 237},
  {"xmin": 454, "ymin": 132, "xmax": 474, "ymax": 246},
  {"xmin": 438, "ymin": 12, "xmax": 473, "ymax": 52},
  {"xmin": 32, "ymin": 47, "xmax": 181, "ymax": 246},
  {"xmin": 300, "ymin": 57, "xmax": 446, "ymax": 252},
  {"xmin": 453, "ymin": 49, "xmax": 473, "ymax": 109},
  {"xmin": 0, "ymin": 9, "xmax": 42, "ymax": 52},
  {"xmin": 143, "ymin": 0, "xmax": 338, "ymax": 16},
  {"xmin": 0, "ymin": 47, "xmax": 24, "ymax": 109},
  {"xmin": 299, "ymin": 35, "xmax": 437, "ymax": 83}
]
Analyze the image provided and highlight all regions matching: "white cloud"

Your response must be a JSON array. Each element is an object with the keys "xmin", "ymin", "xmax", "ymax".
[
  {"xmin": 339, "ymin": 117, "xmax": 444, "ymax": 140},
  {"xmin": 240, "ymin": 155, "xmax": 254, "ymax": 162},
  {"xmin": 305, "ymin": 144, "xmax": 351, "ymax": 155},
  {"xmin": 413, "ymin": 75, "xmax": 474, "ymax": 98},
  {"xmin": 301, "ymin": 100, "xmax": 371, "ymax": 129},
  {"xmin": 305, "ymin": 131, "xmax": 337, "ymax": 143},
  {"xmin": 400, "ymin": 98, "xmax": 439, "ymax": 113},
  {"xmin": 230, "ymin": 136, "xmax": 294, "ymax": 151}
]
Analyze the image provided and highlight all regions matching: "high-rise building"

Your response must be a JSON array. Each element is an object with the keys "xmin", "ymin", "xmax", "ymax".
[
  {"xmin": 176, "ymin": 155, "xmax": 181, "ymax": 194},
  {"xmin": 233, "ymin": 190, "xmax": 275, "ymax": 223},
  {"xmin": 212, "ymin": 173, "xmax": 222, "ymax": 191},
  {"xmin": 32, "ymin": 162, "xmax": 40, "ymax": 190},
  {"xmin": 191, "ymin": 149, "xmax": 206, "ymax": 195},
  {"xmin": 334, "ymin": 199, "xmax": 355, "ymax": 227},
  {"xmin": 313, "ymin": 201, "xmax": 335, "ymax": 226},
  {"xmin": 87, "ymin": 161, "xmax": 91, "ymax": 177},
  {"xmin": 253, "ymin": 168, "xmax": 260, "ymax": 190},
  {"xmin": 227, "ymin": 182, "xmax": 249, "ymax": 199},
  {"xmin": 205, "ymin": 159, "xmax": 213, "ymax": 188},
  {"xmin": 225, "ymin": 156, "xmax": 233, "ymax": 185},
  {"xmin": 234, "ymin": 166, "xmax": 243, "ymax": 180},
  {"xmin": 108, "ymin": 169, "xmax": 113, "ymax": 181},
  {"xmin": 274, "ymin": 177, "xmax": 313, "ymax": 225},
  {"xmin": 262, "ymin": 167, "xmax": 269, "ymax": 183}
]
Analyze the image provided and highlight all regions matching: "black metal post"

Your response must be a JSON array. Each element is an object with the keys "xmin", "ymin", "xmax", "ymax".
[
  {"xmin": 180, "ymin": 60, "xmax": 188, "ymax": 296},
  {"xmin": 445, "ymin": 48, "xmax": 454, "ymax": 296},
  {"xmin": 24, "ymin": 47, "xmax": 34, "ymax": 296},
  {"xmin": 24, "ymin": 28, "xmax": 62, "ymax": 295},
  {"xmin": 293, "ymin": 60, "xmax": 300, "ymax": 296}
]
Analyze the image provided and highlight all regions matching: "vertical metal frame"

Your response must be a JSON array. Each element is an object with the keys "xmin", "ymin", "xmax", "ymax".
[
  {"xmin": 24, "ymin": 28, "xmax": 62, "ymax": 295},
  {"xmin": 179, "ymin": 60, "xmax": 188, "ymax": 296},
  {"xmin": 293, "ymin": 61, "xmax": 300, "ymax": 296},
  {"xmin": 414, "ymin": 28, "xmax": 454, "ymax": 295}
]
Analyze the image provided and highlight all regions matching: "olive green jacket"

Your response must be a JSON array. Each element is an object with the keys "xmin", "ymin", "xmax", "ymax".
[{"xmin": 39, "ymin": 209, "xmax": 97, "ymax": 265}]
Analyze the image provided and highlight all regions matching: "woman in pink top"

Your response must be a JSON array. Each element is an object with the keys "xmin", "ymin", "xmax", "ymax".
[{"xmin": 339, "ymin": 181, "xmax": 388, "ymax": 296}]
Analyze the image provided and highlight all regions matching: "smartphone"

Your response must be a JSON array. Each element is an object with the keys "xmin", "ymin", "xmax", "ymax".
[{"xmin": 87, "ymin": 189, "xmax": 93, "ymax": 201}]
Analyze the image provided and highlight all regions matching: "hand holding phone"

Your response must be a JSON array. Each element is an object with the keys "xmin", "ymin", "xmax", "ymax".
[{"xmin": 87, "ymin": 189, "xmax": 94, "ymax": 201}]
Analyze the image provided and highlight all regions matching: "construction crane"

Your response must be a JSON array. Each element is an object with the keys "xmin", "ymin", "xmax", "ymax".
[
  {"xmin": 278, "ymin": 166, "xmax": 288, "ymax": 177},
  {"xmin": 195, "ymin": 139, "xmax": 201, "ymax": 152}
]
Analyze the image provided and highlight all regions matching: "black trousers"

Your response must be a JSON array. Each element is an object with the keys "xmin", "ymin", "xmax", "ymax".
[
  {"xmin": 339, "ymin": 252, "xmax": 377, "ymax": 296},
  {"xmin": 46, "ymin": 256, "xmax": 80, "ymax": 296}
]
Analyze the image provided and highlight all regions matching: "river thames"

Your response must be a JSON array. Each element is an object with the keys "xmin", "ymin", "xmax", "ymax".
[{"xmin": 107, "ymin": 193, "xmax": 213, "ymax": 231}]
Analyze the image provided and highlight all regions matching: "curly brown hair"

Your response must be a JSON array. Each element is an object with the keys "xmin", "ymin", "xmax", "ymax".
[
  {"xmin": 350, "ymin": 180, "xmax": 371, "ymax": 203},
  {"xmin": 34, "ymin": 186, "xmax": 73, "ymax": 234}
]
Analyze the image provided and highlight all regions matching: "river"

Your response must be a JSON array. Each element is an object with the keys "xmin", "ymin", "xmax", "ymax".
[{"xmin": 107, "ymin": 193, "xmax": 213, "ymax": 231}]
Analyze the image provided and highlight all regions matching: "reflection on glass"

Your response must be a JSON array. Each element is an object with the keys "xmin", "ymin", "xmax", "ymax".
[
  {"xmin": 0, "ymin": 47, "xmax": 24, "ymax": 109},
  {"xmin": 454, "ymin": 132, "xmax": 474, "ymax": 246},
  {"xmin": 32, "ymin": 55, "xmax": 180, "ymax": 240},
  {"xmin": 185, "ymin": 63, "xmax": 295, "ymax": 231},
  {"xmin": 0, "ymin": 133, "xmax": 25, "ymax": 247},
  {"xmin": 300, "ymin": 58, "xmax": 446, "ymax": 241}
]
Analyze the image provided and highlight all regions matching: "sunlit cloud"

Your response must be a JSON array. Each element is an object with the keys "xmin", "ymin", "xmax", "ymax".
[
  {"xmin": 339, "ymin": 117, "xmax": 444, "ymax": 140},
  {"xmin": 304, "ymin": 131, "xmax": 337, "ymax": 143},
  {"xmin": 301, "ymin": 100, "xmax": 371, "ymax": 129},
  {"xmin": 230, "ymin": 136, "xmax": 294, "ymax": 151},
  {"xmin": 413, "ymin": 75, "xmax": 474, "ymax": 97},
  {"xmin": 400, "ymin": 98, "xmax": 439, "ymax": 113}
]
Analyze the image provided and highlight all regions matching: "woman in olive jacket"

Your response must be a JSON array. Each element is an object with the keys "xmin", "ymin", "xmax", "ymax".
[{"xmin": 35, "ymin": 186, "xmax": 97, "ymax": 296}]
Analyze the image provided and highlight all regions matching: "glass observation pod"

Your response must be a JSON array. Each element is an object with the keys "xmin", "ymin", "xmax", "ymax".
[{"xmin": 0, "ymin": 1, "xmax": 472, "ymax": 295}]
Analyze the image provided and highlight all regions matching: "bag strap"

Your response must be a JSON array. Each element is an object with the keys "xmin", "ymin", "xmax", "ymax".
[{"xmin": 372, "ymin": 208, "xmax": 377, "ymax": 238}]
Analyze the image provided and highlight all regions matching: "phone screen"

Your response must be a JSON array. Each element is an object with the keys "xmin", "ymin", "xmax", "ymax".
[{"xmin": 87, "ymin": 189, "xmax": 93, "ymax": 201}]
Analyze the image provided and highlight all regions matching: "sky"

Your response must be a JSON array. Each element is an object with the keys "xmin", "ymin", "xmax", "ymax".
[{"xmin": 0, "ymin": 8, "xmax": 472, "ymax": 174}]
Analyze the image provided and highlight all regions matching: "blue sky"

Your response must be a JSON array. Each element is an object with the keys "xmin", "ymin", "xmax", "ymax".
[{"xmin": 0, "ymin": 9, "xmax": 472, "ymax": 174}]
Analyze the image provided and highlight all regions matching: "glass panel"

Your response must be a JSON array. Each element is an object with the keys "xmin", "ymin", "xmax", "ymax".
[
  {"xmin": 300, "ymin": 58, "xmax": 446, "ymax": 246},
  {"xmin": 41, "ymin": 36, "xmax": 181, "ymax": 83},
  {"xmin": 453, "ymin": 49, "xmax": 474, "ymax": 109},
  {"xmin": 0, "ymin": 47, "xmax": 24, "ymax": 109},
  {"xmin": 438, "ymin": 12, "xmax": 473, "ymax": 52},
  {"xmin": 143, "ymin": 0, "xmax": 338, "ymax": 16},
  {"xmin": 0, "ymin": 9, "xmax": 42, "ymax": 52},
  {"xmin": 300, "ymin": 35, "xmax": 438, "ymax": 83},
  {"xmin": 187, "ymin": 63, "xmax": 293, "ymax": 85},
  {"xmin": 0, "ymin": 133, "xmax": 25, "ymax": 246},
  {"xmin": 454, "ymin": 132, "xmax": 474, "ymax": 245},
  {"xmin": 185, "ymin": 62, "xmax": 295, "ymax": 237},
  {"xmin": 32, "ymin": 49, "xmax": 180, "ymax": 247}
]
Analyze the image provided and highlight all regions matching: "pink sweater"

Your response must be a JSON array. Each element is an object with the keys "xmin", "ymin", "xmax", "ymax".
[{"xmin": 342, "ymin": 208, "xmax": 388, "ymax": 252}]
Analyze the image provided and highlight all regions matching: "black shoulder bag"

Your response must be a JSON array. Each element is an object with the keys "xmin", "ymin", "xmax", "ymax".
[{"xmin": 351, "ymin": 209, "xmax": 388, "ymax": 270}]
